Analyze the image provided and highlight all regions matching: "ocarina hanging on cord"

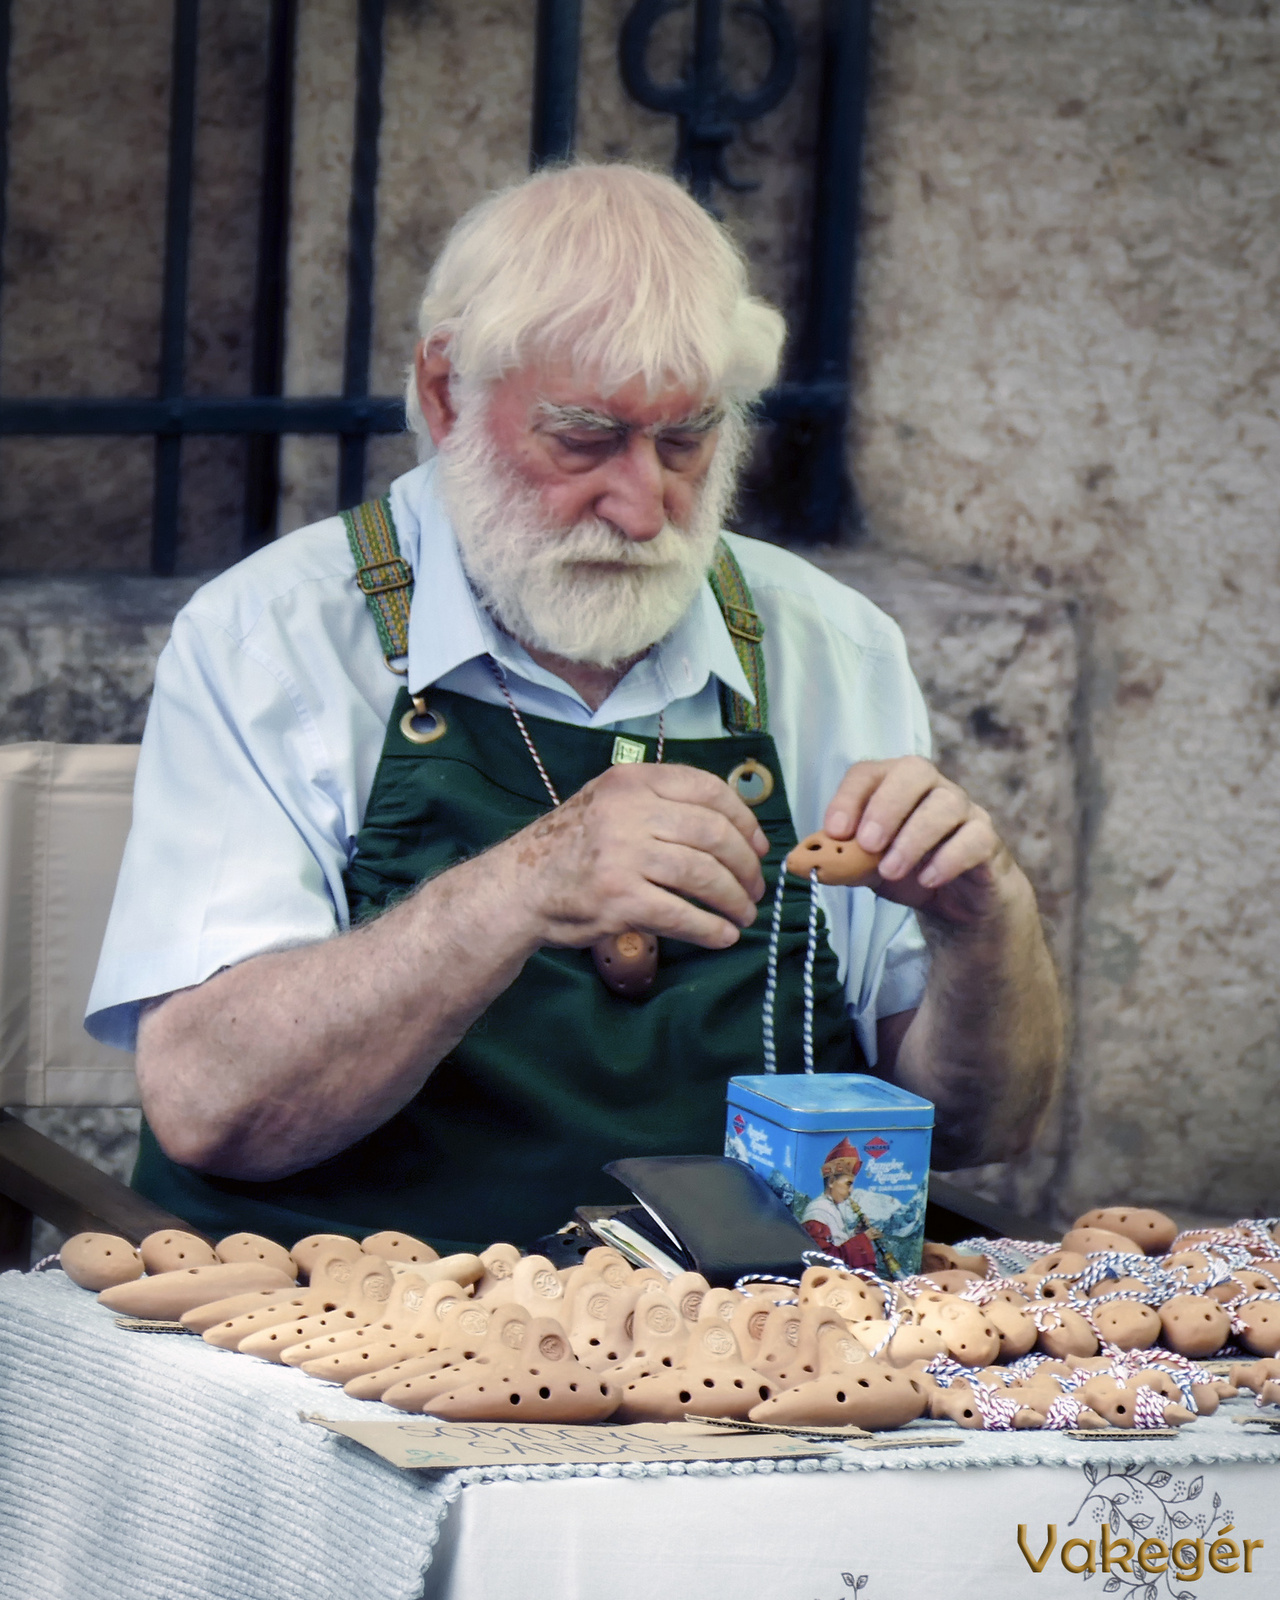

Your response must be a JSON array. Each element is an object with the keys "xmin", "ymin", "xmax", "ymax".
[
  {"xmin": 786, "ymin": 831, "xmax": 882, "ymax": 886},
  {"xmin": 592, "ymin": 932, "xmax": 658, "ymax": 997}
]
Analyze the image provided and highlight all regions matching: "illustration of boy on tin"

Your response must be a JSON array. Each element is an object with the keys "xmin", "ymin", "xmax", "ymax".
[{"xmin": 800, "ymin": 1138, "xmax": 901, "ymax": 1275}]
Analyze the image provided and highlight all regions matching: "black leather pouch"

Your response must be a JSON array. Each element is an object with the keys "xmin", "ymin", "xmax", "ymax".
[{"xmin": 602, "ymin": 1154, "xmax": 816, "ymax": 1288}]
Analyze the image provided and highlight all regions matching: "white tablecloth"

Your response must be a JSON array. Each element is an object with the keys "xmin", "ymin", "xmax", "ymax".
[{"xmin": 3, "ymin": 1269, "xmax": 1278, "ymax": 1600}]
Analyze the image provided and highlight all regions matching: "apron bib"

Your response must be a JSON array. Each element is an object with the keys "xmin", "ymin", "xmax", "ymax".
[{"xmin": 133, "ymin": 505, "xmax": 857, "ymax": 1250}]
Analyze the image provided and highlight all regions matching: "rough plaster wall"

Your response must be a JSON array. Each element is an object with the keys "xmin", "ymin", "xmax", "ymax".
[
  {"xmin": 854, "ymin": 0, "xmax": 1280, "ymax": 1222},
  {"xmin": 0, "ymin": 0, "xmax": 270, "ymax": 573}
]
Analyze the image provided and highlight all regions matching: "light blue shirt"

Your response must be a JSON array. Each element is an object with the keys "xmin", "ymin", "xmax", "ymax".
[{"xmin": 87, "ymin": 461, "xmax": 931, "ymax": 1061}]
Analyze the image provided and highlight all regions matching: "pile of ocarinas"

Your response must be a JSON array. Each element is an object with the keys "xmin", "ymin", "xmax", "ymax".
[{"xmin": 56, "ymin": 1204, "xmax": 1280, "ymax": 1432}]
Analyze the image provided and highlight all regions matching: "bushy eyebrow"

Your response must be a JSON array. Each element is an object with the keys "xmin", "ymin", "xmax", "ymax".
[{"xmin": 533, "ymin": 400, "xmax": 724, "ymax": 436}]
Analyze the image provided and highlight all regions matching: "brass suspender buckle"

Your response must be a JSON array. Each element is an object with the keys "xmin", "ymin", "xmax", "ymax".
[
  {"xmin": 721, "ymin": 602, "xmax": 764, "ymax": 643},
  {"xmin": 356, "ymin": 557, "xmax": 413, "ymax": 596}
]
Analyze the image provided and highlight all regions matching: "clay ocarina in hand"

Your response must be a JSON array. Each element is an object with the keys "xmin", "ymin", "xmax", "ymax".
[
  {"xmin": 592, "ymin": 932, "xmax": 658, "ymax": 997},
  {"xmin": 786, "ymin": 832, "xmax": 882, "ymax": 886}
]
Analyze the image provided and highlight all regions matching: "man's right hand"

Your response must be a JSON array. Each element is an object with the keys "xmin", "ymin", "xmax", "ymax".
[{"xmin": 494, "ymin": 763, "xmax": 769, "ymax": 951}]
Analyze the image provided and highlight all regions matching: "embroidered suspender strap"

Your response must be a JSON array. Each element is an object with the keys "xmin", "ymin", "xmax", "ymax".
[
  {"xmin": 707, "ymin": 538, "xmax": 768, "ymax": 735},
  {"xmin": 341, "ymin": 496, "xmax": 413, "ymax": 671},
  {"xmin": 341, "ymin": 498, "xmax": 767, "ymax": 727}
]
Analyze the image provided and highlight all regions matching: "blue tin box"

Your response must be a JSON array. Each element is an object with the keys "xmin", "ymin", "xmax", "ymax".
[{"xmin": 725, "ymin": 1075, "xmax": 934, "ymax": 1279}]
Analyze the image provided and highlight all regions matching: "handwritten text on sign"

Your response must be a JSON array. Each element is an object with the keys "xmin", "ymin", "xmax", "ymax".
[{"xmin": 304, "ymin": 1415, "xmax": 838, "ymax": 1470}]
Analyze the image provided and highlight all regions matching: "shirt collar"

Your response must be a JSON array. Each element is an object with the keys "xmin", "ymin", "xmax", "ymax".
[{"xmin": 389, "ymin": 460, "xmax": 757, "ymax": 724}]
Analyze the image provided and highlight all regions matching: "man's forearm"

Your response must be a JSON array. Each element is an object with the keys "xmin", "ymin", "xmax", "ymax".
[
  {"xmin": 137, "ymin": 845, "xmax": 543, "ymax": 1182},
  {"xmin": 890, "ymin": 871, "xmax": 1064, "ymax": 1169}
]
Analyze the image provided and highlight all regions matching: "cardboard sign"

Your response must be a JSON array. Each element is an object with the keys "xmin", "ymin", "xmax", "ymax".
[{"xmin": 303, "ymin": 1414, "xmax": 839, "ymax": 1470}]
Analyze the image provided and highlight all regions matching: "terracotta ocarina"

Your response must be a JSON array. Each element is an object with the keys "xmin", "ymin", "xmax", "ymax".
[
  {"xmin": 985, "ymin": 1299, "xmax": 1038, "ymax": 1359},
  {"xmin": 285, "ymin": 1272, "xmax": 433, "ymax": 1372},
  {"xmin": 360, "ymin": 1230, "xmax": 439, "ymax": 1266},
  {"xmin": 291, "ymin": 1233, "xmax": 364, "ymax": 1281},
  {"xmin": 1093, "ymin": 1301, "xmax": 1161, "ymax": 1351},
  {"xmin": 752, "ymin": 1363, "xmax": 927, "ymax": 1430},
  {"xmin": 924, "ymin": 1269, "xmax": 982, "ymax": 1293},
  {"xmin": 579, "ymin": 1247, "xmax": 634, "ymax": 1291},
  {"xmin": 1060, "ymin": 1227, "xmax": 1145, "ymax": 1257},
  {"xmin": 202, "ymin": 1288, "xmax": 335, "ymax": 1349},
  {"xmin": 423, "ymin": 1318, "xmax": 619, "ymax": 1423},
  {"xmin": 139, "ymin": 1229, "xmax": 220, "ymax": 1275},
  {"xmin": 506, "ymin": 1254, "xmax": 567, "ymax": 1317},
  {"xmin": 1230, "ymin": 1357, "xmax": 1280, "ymax": 1393},
  {"xmin": 815, "ymin": 1318, "xmax": 872, "ymax": 1377},
  {"xmin": 785, "ymin": 832, "xmax": 881, "ymax": 886},
  {"xmin": 730, "ymin": 1296, "xmax": 775, "ymax": 1360},
  {"xmin": 850, "ymin": 1320, "xmax": 947, "ymax": 1367},
  {"xmin": 1207, "ymin": 1268, "xmax": 1280, "ymax": 1304},
  {"xmin": 613, "ymin": 1321, "xmax": 771, "ymax": 1422},
  {"xmin": 237, "ymin": 1257, "xmax": 394, "ymax": 1360},
  {"xmin": 1086, "ymin": 1275, "xmax": 1150, "ymax": 1299},
  {"xmin": 214, "ymin": 1233, "xmax": 296, "ymax": 1276},
  {"xmin": 1259, "ymin": 1378, "xmax": 1280, "ymax": 1406},
  {"xmin": 378, "ymin": 1303, "xmax": 535, "ymax": 1410},
  {"xmin": 1077, "ymin": 1376, "xmax": 1193, "ymax": 1428},
  {"xmin": 1235, "ymin": 1300, "xmax": 1280, "ymax": 1357},
  {"xmin": 59, "ymin": 1233, "xmax": 144, "ymax": 1291},
  {"xmin": 569, "ymin": 1281, "xmax": 633, "ymax": 1369},
  {"xmin": 1158, "ymin": 1294, "xmax": 1231, "ymax": 1358},
  {"xmin": 592, "ymin": 932, "xmax": 658, "ymax": 998},
  {"xmin": 1072, "ymin": 1207, "xmax": 1178, "ymax": 1254},
  {"xmin": 664, "ymin": 1271, "xmax": 711, "ymax": 1325},
  {"xmin": 758, "ymin": 1306, "xmax": 846, "ymax": 1389},
  {"xmin": 928, "ymin": 1386, "xmax": 1044, "ymax": 1430},
  {"xmin": 915, "ymin": 1299, "xmax": 1001, "ymax": 1367},
  {"xmin": 1036, "ymin": 1307, "xmax": 1099, "ymax": 1359},
  {"xmin": 181, "ymin": 1287, "xmax": 303, "ymax": 1333},
  {"xmin": 1027, "ymin": 1250, "xmax": 1087, "ymax": 1279},
  {"xmin": 1164, "ymin": 1250, "xmax": 1214, "ymax": 1284},
  {"xmin": 698, "ymin": 1288, "xmax": 745, "ymax": 1324},
  {"xmin": 99, "ymin": 1261, "xmax": 293, "ymax": 1320},
  {"xmin": 473, "ymin": 1242, "xmax": 523, "ymax": 1298},
  {"xmin": 355, "ymin": 1303, "xmax": 530, "ymax": 1404},
  {"xmin": 799, "ymin": 1265, "xmax": 885, "ymax": 1322},
  {"xmin": 921, "ymin": 1241, "xmax": 989, "ymax": 1276}
]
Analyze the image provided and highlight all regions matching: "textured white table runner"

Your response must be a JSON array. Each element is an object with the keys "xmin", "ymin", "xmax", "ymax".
[{"xmin": 3, "ymin": 1269, "xmax": 1278, "ymax": 1600}]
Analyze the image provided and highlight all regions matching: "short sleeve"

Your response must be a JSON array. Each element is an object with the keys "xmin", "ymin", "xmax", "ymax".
[{"xmin": 85, "ymin": 608, "xmax": 355, "ymax": 1050}]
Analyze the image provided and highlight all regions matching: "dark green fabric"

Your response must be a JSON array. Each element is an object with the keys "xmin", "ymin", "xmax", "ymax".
[{"xmin": 134, "ymin": 687, "xmax": 856, "ymax": 1252}]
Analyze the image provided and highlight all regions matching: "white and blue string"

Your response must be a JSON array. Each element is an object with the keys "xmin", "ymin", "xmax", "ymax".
[{"xmin": 761, "ymin": 863, "xmax": 820, "ymax": 1074}]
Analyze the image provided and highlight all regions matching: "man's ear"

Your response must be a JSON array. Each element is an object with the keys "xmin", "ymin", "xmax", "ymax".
[{"xmin": 415, "ymin": 340, "xmax": 458, "ymax": 446}]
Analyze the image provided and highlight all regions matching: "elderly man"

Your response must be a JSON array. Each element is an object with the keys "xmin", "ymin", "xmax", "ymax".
[{"xmin": 87, "ymin": 163, "xmax": 1062, "ymax": 1252}]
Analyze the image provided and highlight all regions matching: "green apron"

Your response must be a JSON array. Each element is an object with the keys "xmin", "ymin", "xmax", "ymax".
[{"xmin": 133, "ymin": 502, "xmax": 856, "ymax": 1250}]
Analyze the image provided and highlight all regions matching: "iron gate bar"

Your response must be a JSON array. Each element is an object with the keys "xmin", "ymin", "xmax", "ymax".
[
  {"xmin": 245, "ymin": 0, "xmax": 299, "ymax": 554},
  {"xmin": 151, "ymin": 0, "xmax": 201, "ymax": 576},
  {"xmin": 0, "ymin": 0, "xmax": 11, "ymax": 371},
  {"xmin": 531, "ymin": 0, "xmax": 582, "ymax": 168},
  {"xmin": 338, "ymin": 0, "xmax": 387, "ymax": 512},
  {"xmin": 786, "ymin": 0, "xmax": 871, "ymax": 539}
]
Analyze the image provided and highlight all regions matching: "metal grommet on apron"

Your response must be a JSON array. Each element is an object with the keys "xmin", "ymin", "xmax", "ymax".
[
  {"xmin": 727, "ymin": 756, "xmax": 774, "ymax": 806},
  {"xmin": 400, "ymin": 694, "xmax": 448, "ymax": 745}
]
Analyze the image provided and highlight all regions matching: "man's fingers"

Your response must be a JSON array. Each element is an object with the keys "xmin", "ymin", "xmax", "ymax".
[
  {"xmin": 915, "ymin": 815, "xmax": 1000, "ymax": 889},
  {"xmin": 634, "ymin": 763, "xmax": 768, "ymax": 857},
  {"xmin": 639, "ymin": 840, "xmax": 761, "ymax": 928},
  {"xmin": 876, "ymin": 785, "xmax": 972, "ymax": 880},
  {"xmin": 823, "ymin": 762, "xmax": 894, "ymax": 841},
  {"xmin": 648, "ymin": 800, "xmax": 767, "ymax": 903}
]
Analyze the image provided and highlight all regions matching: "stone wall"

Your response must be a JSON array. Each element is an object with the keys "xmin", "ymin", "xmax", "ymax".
[{"xmin": 852, "ymin": 0, "xmax": 1280, "ymax": 1224}]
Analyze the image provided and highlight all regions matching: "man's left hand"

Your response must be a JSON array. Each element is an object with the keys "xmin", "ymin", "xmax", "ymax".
[{"xmin": 823, "ymin": 755, "xmax": 1021, "ymax": 927}]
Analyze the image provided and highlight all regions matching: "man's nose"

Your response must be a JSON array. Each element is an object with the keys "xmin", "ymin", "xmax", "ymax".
[{"xmin": 593, "ymin": 436, "xmax": 667, "ymax": 541}]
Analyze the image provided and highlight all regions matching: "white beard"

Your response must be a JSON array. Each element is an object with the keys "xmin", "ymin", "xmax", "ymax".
[{"xmin": 437, "ymin": 393, "xmax": 743, "ymax": 669}]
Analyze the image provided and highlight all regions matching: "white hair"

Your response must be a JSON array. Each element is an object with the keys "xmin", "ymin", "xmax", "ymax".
[{"xmin": 404, "ymin": 162, "xmax": 786, "ymax": 455}]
